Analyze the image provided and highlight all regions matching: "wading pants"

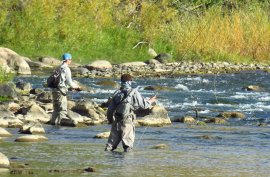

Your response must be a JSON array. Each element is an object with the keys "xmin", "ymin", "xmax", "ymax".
[
  {"xmin": 105, "ymin": 120, "xmax": 135, "ymax": 152},
  {"xmin": 50, "ymin": 89, "xmax": 67, "ymax": 125}
]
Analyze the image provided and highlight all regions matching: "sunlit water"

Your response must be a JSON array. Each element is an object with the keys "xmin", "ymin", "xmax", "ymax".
[{"xmin": 1, "ymin": 70, "xmax": 270, "ymax": 176}]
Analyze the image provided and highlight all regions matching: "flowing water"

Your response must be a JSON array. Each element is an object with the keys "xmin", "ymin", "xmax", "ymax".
[{"xmin": 1, "ymin": 70, "xmax": 270, "ymax": 176}]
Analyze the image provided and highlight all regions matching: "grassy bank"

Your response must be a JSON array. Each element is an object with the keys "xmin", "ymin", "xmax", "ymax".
[{"xmin": 0, "ymin": 0, "xmax": 270, "ymax": 64}]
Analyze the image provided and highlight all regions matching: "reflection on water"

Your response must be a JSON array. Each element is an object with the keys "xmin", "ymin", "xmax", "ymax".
[{"xmin": 1, "ymin": 71, "xmax": 270, "ymax": 176}]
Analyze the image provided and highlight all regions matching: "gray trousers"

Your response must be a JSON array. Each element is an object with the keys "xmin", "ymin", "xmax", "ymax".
[
  {"xmin": 105, "ymin": 121, "xmax": 135, "ymax": 151},
  {"xmin": 50, "ymin": 89, "xmax": 67, "ymax": 125}
]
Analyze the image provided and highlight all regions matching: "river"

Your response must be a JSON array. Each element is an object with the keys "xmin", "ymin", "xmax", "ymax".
[{"xmin": 1, "ymin": 70, "xmax": 270, "ymax": 176}]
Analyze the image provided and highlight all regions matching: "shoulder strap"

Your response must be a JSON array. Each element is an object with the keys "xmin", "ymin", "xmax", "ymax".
[{"xmin": 115, "ymin": 88, "xmax": 136, "ymax": 108}]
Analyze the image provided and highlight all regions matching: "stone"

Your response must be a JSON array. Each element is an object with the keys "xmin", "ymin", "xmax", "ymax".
[
  {"xmin": 151, "ymin": 144, "xmax": 168, "ymax": 149},
  {"xmin": 0, "ymin": 127, "xmax": 12, "ymax": 137},
  {"xmin": 59, "ymin": 110, "xmax": 86, "ymax": 127},
  {"xmin": 0, "ymin": 47, "xmax": 31, "ymax": 75},
  {"xmin": 86, "ymin": 60, "xmax": 112, "ymax": 70},
  {"xmin": 205, "ymin": 118, "xmax": 227, "ymax": 124},
  {"xmin": 36, "ymin": 91, "xmax": 53, "ymax": 103},
  {"xmin": 15, "ymin": 81, "xmax": 32, "ymax": 91},
  {"xmin": 0, "ymin": 116, "xmax": 23, "ymax": 128},
  {"xmin": 0, "ymin": 82, "xmax": 20, "ymax": 99},
  {"xmin": 177, "ymin": 116, "xmax": 196, "ymax": 123},
  {"xmin": 135, "ymin": 106, "xmax": 171, "ymax": 127},
  {"xmin": 38, "ymin": 57, "xmax": 62, "ymax": 66},
  {"xmin": 144, "ymin": 85, "xmax": 176, "ymax": 91},
  {"xmin": 15, "ymin": 135, "xmax": 48, "ymax": 142},
  {"xmin": 0, "ymin": 152, "xmax": 10, "ymax": 169},
  {"xmin": 0, "ymin": 57, "xmax": 11, "ymax": 72},
  {"xmin": 19, "ymin": 122, "xmax": 45, "ymax": 134},
  {"xmin": 243, "ymin": 85, "xmax": 264, "ymax": 92},
  {"xmin": 218, "ymin": 112, "xmax": 245, "ymax": 119},
  {"xmin": 96, "ymin": 80, "xmax": 120, "ymax": 88},
  {"xmin": 72, "ymin": 80, "xmax": 94, "ymax": 93},
  {"xmin": 7, "ymin": 102, "xmax": 21, "ymax": 114},
  {"xmin": 94, "ymin": 132, "xmax": 110, "ymax": 139},
  {"xmin": 120, "ymin": 62, "xmax": 147, "ymax": 67},
  {"xmin": 22, "ymin": 103, "xmax": 50, "ymax": 123}
]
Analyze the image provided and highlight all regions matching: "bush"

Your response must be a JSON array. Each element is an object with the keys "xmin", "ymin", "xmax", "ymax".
[{"xmin": 0, "ymin": 0, "xmax": 269, "ymax": 64}]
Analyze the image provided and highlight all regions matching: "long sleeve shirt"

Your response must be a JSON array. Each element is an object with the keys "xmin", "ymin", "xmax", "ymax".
[
  {"xmin": 107, "ymin": 88, "xmax": 152, "ymax": 123},
  {"xmin": 58, "ymin": 62, "xmax": 78, "ymax": 94}
]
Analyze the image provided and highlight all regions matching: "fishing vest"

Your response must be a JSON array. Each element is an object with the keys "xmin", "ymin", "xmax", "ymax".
[{"xmin": 114, "ymin": 88, "xmax": 136, "ymax": 121}]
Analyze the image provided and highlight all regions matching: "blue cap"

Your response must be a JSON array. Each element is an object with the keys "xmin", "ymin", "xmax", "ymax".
[{"xmin": 62, "ymin": 53, "xmax": 72, "ymax": 61}]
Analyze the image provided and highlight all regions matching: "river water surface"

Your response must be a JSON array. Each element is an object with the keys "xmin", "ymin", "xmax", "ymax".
[{"xmin": 1, "ymin": 70, "xmax": 270, "ymax": 176}]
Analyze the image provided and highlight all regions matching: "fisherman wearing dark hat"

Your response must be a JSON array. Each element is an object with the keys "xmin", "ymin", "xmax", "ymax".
[
  {"xmin": 50, "ymin": 53, "xmax": 80, "ymax": 125},
  {"xmin": 105, "ymin": 74, "xmax": 156, "ymax": 152}
]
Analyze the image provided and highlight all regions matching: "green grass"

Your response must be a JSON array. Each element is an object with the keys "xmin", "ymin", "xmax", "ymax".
[
  {"xmin": 0, "ymin": 69, "xmax": 14, "ymax": 84},
  {"xmin": 0, "ymin": 0, "xmax": 270, "ymax": 64}
]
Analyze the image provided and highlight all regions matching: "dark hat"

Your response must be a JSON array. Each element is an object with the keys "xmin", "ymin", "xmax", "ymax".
[{"xmin": 121, "ymin": 74, "xmax": 133, "ymax": 82}]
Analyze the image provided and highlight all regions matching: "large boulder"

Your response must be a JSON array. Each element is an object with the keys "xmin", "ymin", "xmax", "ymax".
[
  {"xmin": 135, "ymin": 106, "xmax": 171, "ymax": 127},
  {"xmin": 21, "ymin": 103, "xmax": 50, "ymax": 123},
  {"xmin": 0, "ymin": 47, "xmax": 31, "ymax": 75},
  {"xmin": 19, "ymin": 122, "xmax": 45, "ymax": 134},
  {"xmin": 38, "ymin": 57, "xmax": 62, "ymax": 66},
  {"xmin": 24, "ymin": 57, "xmax": 52, "ymax": 69},
  {"xmin": 0, "ymin": 82, "xmax": 20, "ymax": 99},
  {"xmin": 86, "ymin": 60, "xmax": 112, "ymax": 70},
  {"xmin": 36, "ymin": 91, "xmax": 53, "ymax": 103},
  {"xmin": 0, "ymin": 58, "xmax": 11, "ymax": 72},
  {"xmin": 59, "ymin": 110, "xmax": 87, "ymax": 127},
  {"xmin": 0, "ymin": 117, "xmax": 23, "ymax": 128}
]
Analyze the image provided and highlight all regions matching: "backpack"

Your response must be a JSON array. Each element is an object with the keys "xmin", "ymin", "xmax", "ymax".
[
  {"xmin": 47, "ymin": 68, "xmax": 61, "ymax": 88},
  {"xmin": 114, "ymin": 89, "xmax": 137, "ymax": 120}
]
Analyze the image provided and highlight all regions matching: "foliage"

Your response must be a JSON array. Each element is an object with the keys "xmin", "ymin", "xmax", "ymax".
[
  {"xmin": 0, "ymin": 0, "xmax": 270, "ymax": 64},
  {"xmin": 0, "ymin": 69, "xmax": 14, "ymax": 84}
]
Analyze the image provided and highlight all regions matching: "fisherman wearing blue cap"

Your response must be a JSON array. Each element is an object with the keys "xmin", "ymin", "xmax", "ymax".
[{"xmin": 50, "ymin": 53, "xmax": 80, "ymax": 125}]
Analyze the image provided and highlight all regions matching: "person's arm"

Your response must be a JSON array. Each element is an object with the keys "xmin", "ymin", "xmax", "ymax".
[
  {"xmin": 65, "ymin": 67, "xmax": 79, "ymax": 89},
  {"xmin": 133, "ymin": 90, "xmax": 156, "ymax": 110}
]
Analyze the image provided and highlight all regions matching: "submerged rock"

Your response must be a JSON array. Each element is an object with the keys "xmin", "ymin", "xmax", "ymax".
[
  {"xmin": 96, "ymin": 80, "xmax": 120, "ymax": 88},
  {"xmin": 151, "ymin": 144, "xmax": 168, "ymax": 149},
  {"xmin": 144, "ymin": 85, "xmax": 176, "ymax": 92},
  {"xmin": 175, "ymin": 116, "xmax": 196, "ymax": 123},
  {"xmin": 205, "ymin": 118, "xmax": 227, "ymax": 124},
  {"xmin": 218, "ymin": 111, "xmax": 245, "ymax": 119},
  {"xmin": 94, "ymin": 132, "xmax": 110, "ymax": 139},
  {"xmin": 243, "ymin": 85, "xmax": 264, "ymax": 92},
  {"xmin": 198, "ymin": 135, "xmax": 222, "ymax": 140},
  {"xmin": 15, "ymin": 135, "xmax": 48, "ymax": 142},
  {"xmin": 49, "ymin": 167, "xmax": 95, "ymax": 173}
]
